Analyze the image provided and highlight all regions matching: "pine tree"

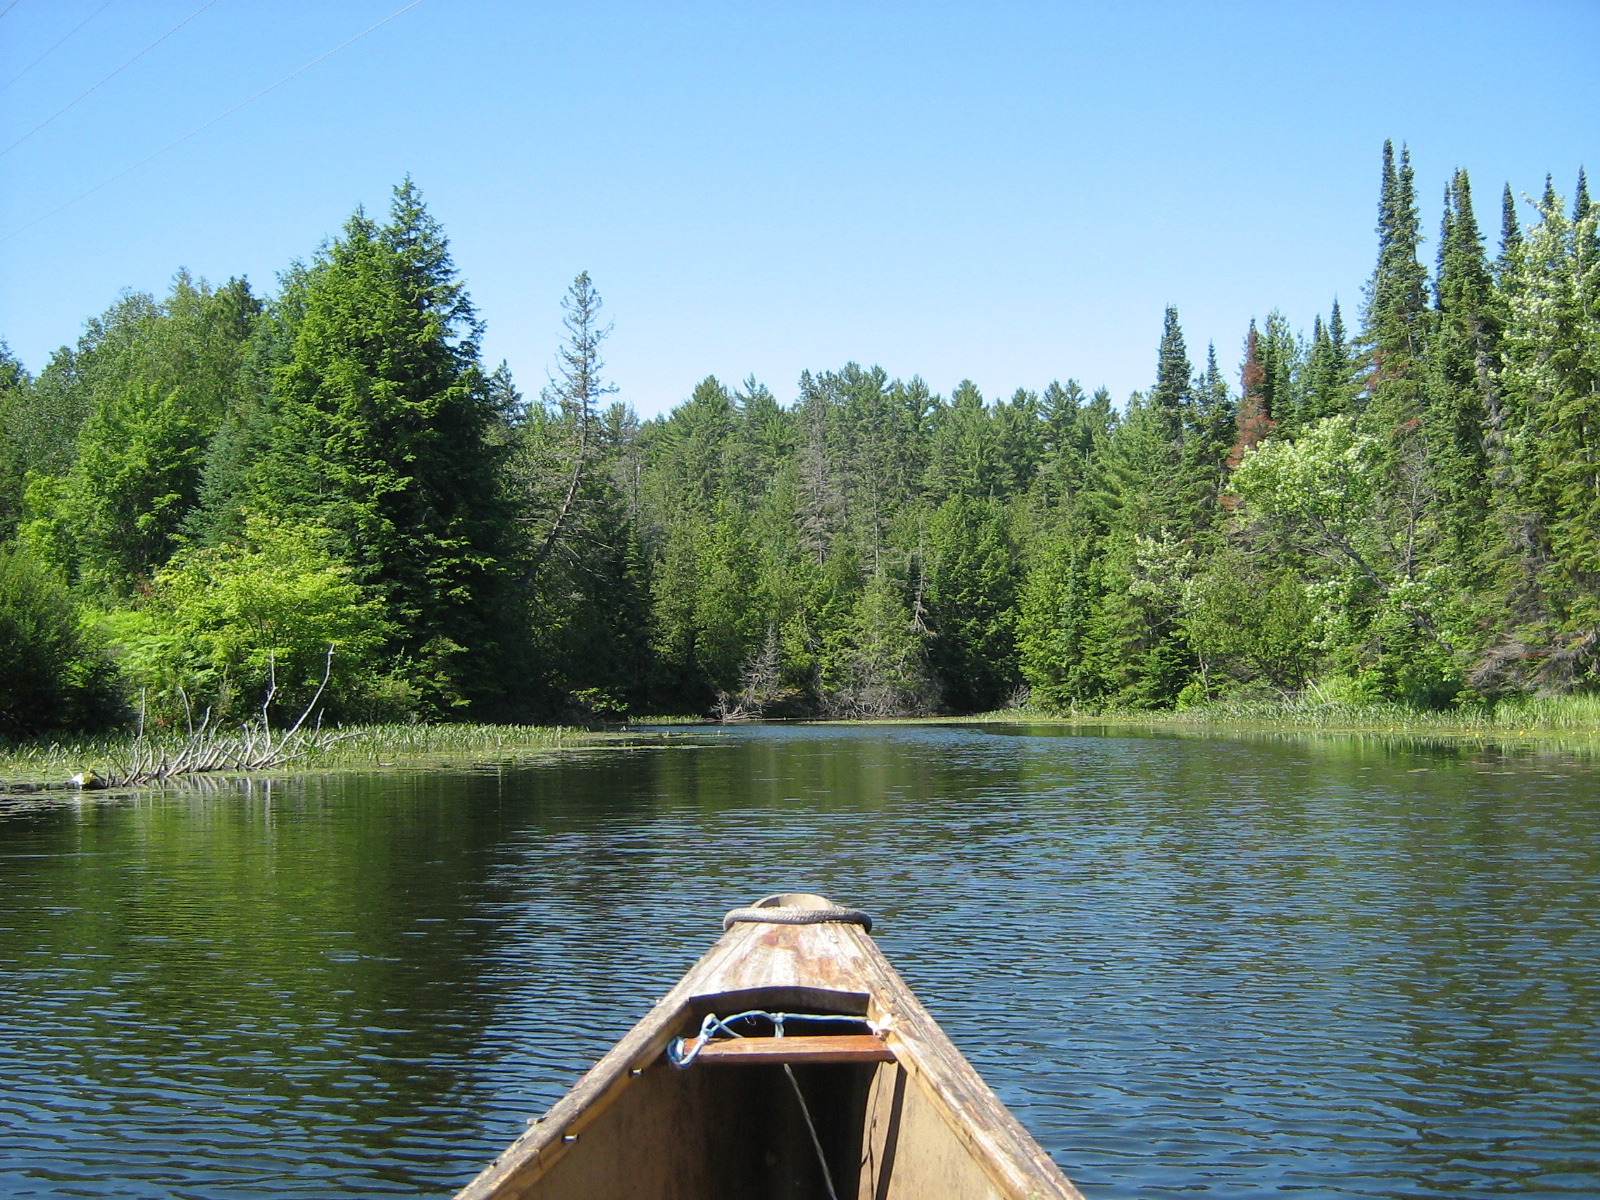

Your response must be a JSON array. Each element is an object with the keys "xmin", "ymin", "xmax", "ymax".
[{"xmin": 525, "ymin": 271, "xmax": 619, "ymax": 574}]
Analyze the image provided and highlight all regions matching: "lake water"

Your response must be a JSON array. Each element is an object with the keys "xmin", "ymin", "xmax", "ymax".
[{"xmin": 2, "ymin": 722, "xmax": 1598, "ymax": 1198}]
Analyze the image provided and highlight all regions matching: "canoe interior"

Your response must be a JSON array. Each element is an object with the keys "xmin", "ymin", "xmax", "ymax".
[{"xmin": 517, "ymin": 985, "xmax": 1010, "ymax": 1200}]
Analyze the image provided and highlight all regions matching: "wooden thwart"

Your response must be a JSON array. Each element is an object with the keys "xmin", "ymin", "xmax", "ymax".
[{"xmin": 691, "ymin": 1033, "xmax": 895, "ymax": 1065}]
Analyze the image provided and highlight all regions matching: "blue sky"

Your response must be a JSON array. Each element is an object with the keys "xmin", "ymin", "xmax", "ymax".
[{"xmin": 1, "ymin": 1, "xmax": 1595, "ymax": 417}]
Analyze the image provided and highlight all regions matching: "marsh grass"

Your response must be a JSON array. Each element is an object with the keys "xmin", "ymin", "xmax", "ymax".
[
  {"xmin": 0, "ymin": 722, "xmax": 605, "ymax": 789},
  {"xmin": 9, "ymin": 696, "xmax": 1599, "ymax": 791},
  {"xmin": 963, "ymin": 691, "xmax": 1600, "ymax": 739}
]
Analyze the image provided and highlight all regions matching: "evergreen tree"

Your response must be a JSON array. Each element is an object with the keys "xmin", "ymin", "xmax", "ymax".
[
  {"xmin": 245, "ymin": 180, "xmax": 513, "ymax": 712},
  {"xmin": 526, "ymin": 272, "xmax": 618, "ymax": 574},
  {"xmin": 1495, "ymin": 186, "xmax": 1600, "ymax": 673},
  {"xmin": 1498, "ymin": 183, "xmax": 1523, "ymax": 280},
  {"xmin": 1300, "ymin": 300, "xmax": 1355, "ymax": 427},
  {"xmin": 1425, "ymin": 168, "xmax": 1499, "ymax": 568},
  {"xmin": 0, "ymin": 342, "xmax": 32, "ymax": 537},
  {"xmin": 1151, "ymin": 305, "xmax": 1192, "ymax": 451},
  {"xmin": 1227, "ymin": 322, "xmax": 1276, "ymax": 469},
  {"xmin": 925, "ymin": 378, "xmax": 1000, "ymax": 503},
  {"xmin": 1363, "ymin": 141, "xmax": 1430, "ymax": 406},
  {"xmin": 1574, "ymin": 167, "xmax": 1599, "ymax": 262},
  {"xmin": 923, "ymin": 494, "xmax": 1019, "ymax": 712},
  {"xmin": 1191, "ymin": 343, "xmax": 1236, "ymax": 497},
  {"xmin": 818, "ymin": 570, "xmax": 934, "ymax": 717},
  {"xmin": 1016, "ymin": 514, "xmax": 1101, "ymax": 707}
]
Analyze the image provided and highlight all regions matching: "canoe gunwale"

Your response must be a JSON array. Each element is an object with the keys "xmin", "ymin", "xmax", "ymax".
[{"xmin": 452, "ymin": 911, "xmax": 1085, "ymax": 1200}]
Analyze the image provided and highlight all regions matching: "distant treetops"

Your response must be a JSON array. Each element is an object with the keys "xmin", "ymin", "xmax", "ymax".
[{"xmin": 0, "ymin": 147, "xmax": 1594, "ymax": 735}]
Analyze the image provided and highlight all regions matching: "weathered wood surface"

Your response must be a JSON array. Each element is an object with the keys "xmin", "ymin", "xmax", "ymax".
[
  {"xmin": 452, "ymin": 896, "xmax": 1086, "ymax": 1200},
  {"xmin": 693, "ymin": 1033, "xmax": 896, "ymax": 1064}
]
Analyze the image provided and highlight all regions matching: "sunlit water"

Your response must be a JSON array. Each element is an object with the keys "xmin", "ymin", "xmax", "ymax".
[{"xmin": 2, "ymin": 723, "xmax": 1597, "ymax": 1198}]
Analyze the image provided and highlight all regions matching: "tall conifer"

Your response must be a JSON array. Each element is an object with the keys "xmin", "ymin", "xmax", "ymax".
[
  {"xmin": 1497, "ymin": 183, "xmax": 1523, "ymax": 281},
  {"xmin": 1426, "ymin": 168, "xmax": 1499, "ymax": 566},
  {"xmin": 1363, "ymin": 140, "xmax": 1429, "ymax": 389},
  {"xmin": 249, "ymin": 180, "xmax": 513, "ymax": 711},
  {"xmin": 1228, "ymin": 322, "xmax": 1275, "ymax": 469}
]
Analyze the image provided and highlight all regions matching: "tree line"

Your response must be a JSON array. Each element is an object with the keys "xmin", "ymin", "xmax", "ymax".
[{"xmin": 1, "ymin": 147, "xmax": 1596, "ymax": 736}]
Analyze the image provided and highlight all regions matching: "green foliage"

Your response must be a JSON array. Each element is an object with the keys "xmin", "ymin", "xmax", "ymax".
[
  {"xmin": 15, "ymin": 275, "xmax": 260, "ymax": 591},
  {"xmin": 1017, "ymin": 523, "xmax": 1100, "ymax": 709},
  {"xmin": 103, "ymin": 515, "xmax": 392, "ymax": 723},
  {"xmin": 23, "ymin": 382, "xmax": 212, "ymax": 591},
  {"xmin": 6, "ymin": 145, "xmax": 1596, "ymax": 730},
  {"xmin": 242, "ymin": 181, "xmax": 514, "ymax": 711},
  {"xmin": 0, "ymin": 341, "xmax": 34, "ymax": 537},
  {"xmin": 0, "ymin": 543, "xmax": 121, "ymax": 736},
  {"xmin": 818, "ymin": 572, "xmax": 935, "ymax": 717},
  {"xmin": 923, "ymin": 495, "xmax": 1019, "ymax": 711},
  {"xmin": 1182, "ymin": 557, "xmax": 1316, "ymax": 698},
  {"xmin": 1364, "ymin": 140, "xmax": 1430, "ymax": 382}
]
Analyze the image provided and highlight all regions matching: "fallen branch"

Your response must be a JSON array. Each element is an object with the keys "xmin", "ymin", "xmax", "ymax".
[{"xmin": 76, "ymin": 647, "xmax": 352, "ymax": 789}]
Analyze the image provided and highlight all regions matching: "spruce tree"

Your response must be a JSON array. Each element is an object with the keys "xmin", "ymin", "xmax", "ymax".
[
  {"xmin": 247, "ymin": 180, "xmax": 514, "ymax": 712},
  {"xmin": 1574, "ymin": 168, "xmax": 1599, "ymax": 262},
  {"xmin": 0, "ymin": 342, "xmax": 32, "ymax": 537},
  {"xmin": 1151, "ymin": 305, "xmax": 1192, "ymax": 451},
  {"xmin": 1227, "ymin": 322, "xmax": 1275, "ymax": 469},
  {"xmin": 1425, "ymin": 168, "xmax": 1499, "ymax": 568},
  {"xmin": 1301, "ymin": 300, "xmax": 1355, "ymax": 425},
  {"xmin": 1363, "ymin": 140, "xmax": 1429, "ymax": 397},
  {"xmin": 1498, "ymin": 186, "xmax": 1600, "ymax": 650},
  {"xmin": 923, "ymin": 493, "xmax": 1019, "ymax": 712},
  {"xmin": 1498, "ymin": 183, "xmax": 1523, "ymax": 281}
]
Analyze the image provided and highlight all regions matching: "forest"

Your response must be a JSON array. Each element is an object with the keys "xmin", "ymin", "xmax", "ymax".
[{"xmin": 1, "ymin": 142, "xmax": 1597, "ymax": 736}]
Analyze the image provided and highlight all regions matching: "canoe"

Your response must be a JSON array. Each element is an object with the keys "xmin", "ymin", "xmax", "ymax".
[{"xmin": 453, "ymin": 893, "xmax": 1085, "ymax": 1200}]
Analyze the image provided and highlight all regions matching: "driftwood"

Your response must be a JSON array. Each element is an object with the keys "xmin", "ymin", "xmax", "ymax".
[{"xmin": 78, "ymin": 649, "xmax": 351, "ymax": 789}]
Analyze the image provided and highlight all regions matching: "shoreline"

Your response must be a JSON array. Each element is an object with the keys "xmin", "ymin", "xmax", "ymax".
[{"xmin": 7, "ymin": 702, "xmax": 1599, "ymax": 795}]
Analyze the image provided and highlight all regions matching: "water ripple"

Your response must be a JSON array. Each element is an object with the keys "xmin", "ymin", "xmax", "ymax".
[{"xmin": 2, "ymin": 724, "xmax": 1597, "ymax": 1196}]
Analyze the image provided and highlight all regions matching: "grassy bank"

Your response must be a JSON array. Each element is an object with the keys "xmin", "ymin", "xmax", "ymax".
[
  {"xmin": 961, "ymin": 692, "xmax": 1600, "ymax": 740},
  {"xmin": 0, "ymin": 722, "xmax": 619, "ymax": 790},
  {"xmin": 10, "ymin": 696, "xmax": 1600, "ymax": 791}
]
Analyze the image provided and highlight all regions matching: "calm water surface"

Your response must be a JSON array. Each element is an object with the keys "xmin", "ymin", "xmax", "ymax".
[{"xmin": 2, "ymin": 723, "xmax": 1597, "ymax": 1198}]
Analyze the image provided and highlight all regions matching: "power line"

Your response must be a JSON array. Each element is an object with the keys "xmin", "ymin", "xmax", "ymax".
[
  {"xmin": 0, "ymin": 0, "xmax": 219, "ymax": 158},
  {"xmin": 0, "ymin": 0, "xmax": 119, "ymax": 95},
  {"xmin": 2, "ymin": 0, "xmax": 426, "ymax": 244},
  {"xmin": 0, "ymin": 1, "xmax": 24, "ymax": 21}
]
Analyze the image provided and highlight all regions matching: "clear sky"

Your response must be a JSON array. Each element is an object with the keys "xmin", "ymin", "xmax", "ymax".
[{"xmin": 1, "ymin": 0, "xmax": 1595, "ymax": 418}]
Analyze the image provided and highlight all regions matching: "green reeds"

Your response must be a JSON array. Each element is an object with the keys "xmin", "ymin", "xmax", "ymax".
[
  {"xmin": 0, "ymin": 722, "xmax": 596, "ymax": 790},
  {"xmin": 964, "ymin": 692, "xmax": 1600, "ymax": 739}
]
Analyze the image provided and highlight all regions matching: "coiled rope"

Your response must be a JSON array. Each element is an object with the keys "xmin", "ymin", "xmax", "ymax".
[{"xmin": 722, "ymin": 901, "xmax": 873, "ymax": 932}]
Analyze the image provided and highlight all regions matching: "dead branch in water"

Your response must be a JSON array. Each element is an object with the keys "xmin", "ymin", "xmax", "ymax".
[{"xmin": 83, "ymin": 648, "xmax": 351, "ymax": 788}]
